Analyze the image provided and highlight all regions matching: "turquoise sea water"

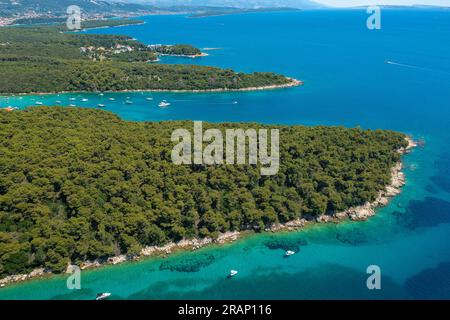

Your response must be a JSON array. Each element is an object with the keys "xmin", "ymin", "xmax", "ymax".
[{"xmin": 1, "ymin": 9, "xmax": 450, "ymax": 300}]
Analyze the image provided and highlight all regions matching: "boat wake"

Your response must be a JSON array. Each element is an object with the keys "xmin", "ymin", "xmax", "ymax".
[{"xmin": 385, "ymin": 60, "xmax": 450, "ymax": 75}]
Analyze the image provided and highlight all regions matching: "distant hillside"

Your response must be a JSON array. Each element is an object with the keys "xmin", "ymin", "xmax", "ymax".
[
  {"xmin": 190, "ymin": 7, "xmax": 302, "ymax": 18},
  {"xmin": 0, "ymin": 0, "xmax": 152, "ymax": 17},
  {"xmin": 0, "ymin": 0, "xmax": 321, "ymax": 25},
  {"xmin": 348, "ymin": 4, "xmax": 450, "ymax": 9},
  {"xmin": 123, "ymin": 0, "xmax": 324, "ymax": 9}
]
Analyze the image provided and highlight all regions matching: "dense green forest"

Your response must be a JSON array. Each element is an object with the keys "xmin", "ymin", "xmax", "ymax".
[
  {"xmin": 0, "ymin": 23, "xmax": 294, "ymax": 94},
  {"xmin": 0, "ymin": 58, "xmax": 289, "ymax": 93},
  {"xmin": 77, "ymin": 19, "xmax": 144, "ymax": 30},
  {"xmin": 0, "ymin": 107, "xmax": 407, "ymax": 277}
]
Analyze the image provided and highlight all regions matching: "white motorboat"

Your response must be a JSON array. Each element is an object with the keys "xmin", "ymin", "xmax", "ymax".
[
  {"xmin": 146, "ymin": 97, "xmax": 153, "ymax": 101},
  {"xmin": 158, "ymin": 101, "xmax": 171, "ymax": 108},
  {"xmin": 95, "ymin": 292, "xmax": 111, "ymax": 301},
  {"xmin": 109, "ymin": 98, "xmax": 116, "ymax": 101},
  {"xmin": 35, "ymin": 102, "xmax": 43, "ymax": 105},
  {"xmin": 285, "ymin": 250, "xmax": 296, "ymax": 257},
  {"xmin": 98, "ymin": 104, "xmax": 106, "ymax": 108},
  {"xmin": 81, "ymin": 98, "xmax": 89, "ymax": 102},
  {"xmin": 227, "ymin": 270, "xmax": 238, "ymax": 278}
]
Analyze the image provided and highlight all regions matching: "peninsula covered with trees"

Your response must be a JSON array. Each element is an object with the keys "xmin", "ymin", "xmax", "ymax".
[
  {"xmin": 151, "ymin": 44, "xmax": 205, "ymax": 57},
  {"xmin": 0, "ymin": 107, "xmax": 408, "ymax": 278},
  {"xmin": 76, "ymin": 19, "xmax": 145, "ymax": 30},
  {"xmin": 0, "ymin": 21, "xmax": 298, "ymax": 94}
]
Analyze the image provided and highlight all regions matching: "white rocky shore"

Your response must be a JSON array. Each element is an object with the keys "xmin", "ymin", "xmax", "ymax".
[
  {"xmin": 0, "ymin": 268, "xmax": 50, "ymax": 288},
  {"xmin": 269, "ymin": 137, "xmax": 417, "ymax": 231},
  {"xmin": 77, "ymin": 231, "xmax": 241, "ymax": 270},
  {"xmin": 0, "ymin": 231, "xmax": 241, "ymax": 287},
  {"xmin": 0, "ymin": 138, "xmax": 416, "ymax": 287}
]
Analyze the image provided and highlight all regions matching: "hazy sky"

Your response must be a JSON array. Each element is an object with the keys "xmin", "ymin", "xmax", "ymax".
[
  {"xmin": 117, "ymin": 0, "xmax": 450, "ymax": 7},
  {"xmin": 314, "ymin": 0, "xmax": 450, "ymax": 7}
]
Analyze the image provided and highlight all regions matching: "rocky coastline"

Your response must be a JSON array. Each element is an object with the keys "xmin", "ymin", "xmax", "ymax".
[
  {"xmin": 270, "ymin": 137, "xmax": 417, "ymax": 231},
  {"xmin": 0, "ymin": 137, "xmax": 416, "ymax": 287}
]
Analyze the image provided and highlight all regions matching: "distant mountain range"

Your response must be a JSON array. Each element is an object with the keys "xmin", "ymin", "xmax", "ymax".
[
  {"xmin": 0, "ymin": 0, "xmax": 322, "ymax": 20},
  {"xmin": 0, "ymin": 0, "xmax": 323, "ymax": 15},
  {"xmin": 2, "ymin": 0, "xmax": 446, "ymax": 22},
  {"xmin": 0, "ymin": 0, "xmax": 448, "ymax": 17},
  {"xmin": 350, "ymin": 4, "xmax": 449, "ymax": 9}
]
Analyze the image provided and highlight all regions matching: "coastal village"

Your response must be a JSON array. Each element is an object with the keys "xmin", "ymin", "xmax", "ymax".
[
  {"xmin": 0, "ymin": 11, "xmax": 53, "ymax": 26},
  {"xmin": 0, "ymin": 16, "xmax": 14, "ymax": 26},
  {"xmin": 80, "ymin": 43, "xmax": 137, "ymax": 61},
  {"xmin": 79, "ymin": 43, "xmax": 207, "ymax": 61},
  {"xmin": 0, "ymin": 0, "xmax": 156, "ymax": 27},
  {"xmin": 0, "ymin": 11, "xmax": 110, "ymax": 27}
]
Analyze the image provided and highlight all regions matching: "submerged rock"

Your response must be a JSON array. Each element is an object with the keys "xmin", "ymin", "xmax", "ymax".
[
  {"xmin": 159, "ymin": 253, "xmax": 215, "ymax": 273},
  {"xmin": 336, "ymin": 229, "xmax": 369, "ymax": 245},
  {"xmin": 264, "ymin": 237, "xmax": 307, "ymax": 252}
]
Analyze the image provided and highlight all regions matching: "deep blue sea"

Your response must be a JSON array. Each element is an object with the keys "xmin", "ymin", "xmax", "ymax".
[{"xmin": 1, "ymin": 9, "xmax": 450, "ymax": 300}]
